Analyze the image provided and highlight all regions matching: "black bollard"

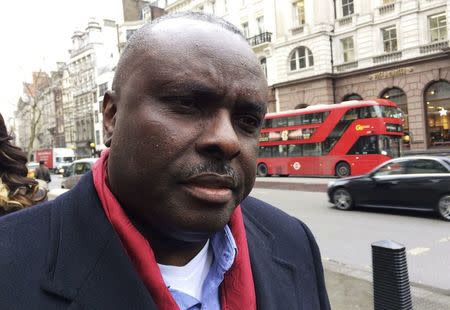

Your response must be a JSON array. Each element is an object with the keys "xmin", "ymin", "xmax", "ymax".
[{"xmin": 371, "ymin": 240, "xmax": 413, "ymax": 310}]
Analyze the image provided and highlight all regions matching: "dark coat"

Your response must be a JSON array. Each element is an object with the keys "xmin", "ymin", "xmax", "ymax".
[
  {"xmin": 35, "ymin": 165, "xmax": 51, "ymax": 183},
  {"xmin": 0, "ymin": 173, "xmax": 330, "ymax": 309}
]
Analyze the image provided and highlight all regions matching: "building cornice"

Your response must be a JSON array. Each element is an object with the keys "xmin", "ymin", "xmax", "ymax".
[{"xmin": 272, "ymin": 51, "xmax": 449, "ymax": 88}]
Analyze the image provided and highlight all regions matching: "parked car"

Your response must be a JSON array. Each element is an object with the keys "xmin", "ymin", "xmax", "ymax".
[
  {"xmin": 26, "ymin": 162, "xmax": 39, "ymax": 178},
  {"xmin": 327, "ymin": 156, "xmax": 450, "ymax": 221},
  {"xmin": 61, "ymin": 158, "xmax": 98, "ymax": 189}
]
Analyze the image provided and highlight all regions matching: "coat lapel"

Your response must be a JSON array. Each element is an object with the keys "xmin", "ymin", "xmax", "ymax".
[
  {"xmin": 243, "ymin": 207, "xmax": 301, "ymax": 310},
  {"xmin": 40, "ymin": 173, "xmax": 158, "ymax": 309}
]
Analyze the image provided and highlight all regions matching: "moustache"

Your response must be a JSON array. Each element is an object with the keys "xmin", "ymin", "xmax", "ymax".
[{"xmin": 181, "ymin": 161, "xmax": 239, "ymax": 183}]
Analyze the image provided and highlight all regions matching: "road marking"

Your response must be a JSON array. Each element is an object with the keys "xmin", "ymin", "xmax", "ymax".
[
  {"xmin": 407, "ymin": 247, "xmax": 430, "ymax": 256},
  {"xmin": 438, "ymin": 237, "xmax": 450, "ymax": 243}
]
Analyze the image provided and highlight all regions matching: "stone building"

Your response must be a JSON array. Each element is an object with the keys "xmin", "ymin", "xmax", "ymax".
[{"xmin": 156, "ymin": 0, "xmax": 450, "ymax": 154}]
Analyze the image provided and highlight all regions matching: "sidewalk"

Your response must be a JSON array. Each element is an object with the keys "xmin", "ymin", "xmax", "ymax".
[
  {"xmin": 254, "ymin": 176, "xmax": 332, "ymax": 192},
  {"xmin": 324, "ymin": 259, "xmax": 450, "ymax": 309}
]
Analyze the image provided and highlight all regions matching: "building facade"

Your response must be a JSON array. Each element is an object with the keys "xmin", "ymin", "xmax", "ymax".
[
  {"xmin": 157, "ymin": 0, "xmax": 450, "ymax": 154},
  {"xmin": 68, "ymin": 18, "xmax": 119, "ymax": 157}
]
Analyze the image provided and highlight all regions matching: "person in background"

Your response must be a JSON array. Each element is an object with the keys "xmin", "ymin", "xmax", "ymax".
[
  {"xmin": 35, "ymin": 160, "xmax": 51, "ymax": 183},
  {"xmin": 0, "ymin": 113, "xmax": 47, "ymax": 216}
]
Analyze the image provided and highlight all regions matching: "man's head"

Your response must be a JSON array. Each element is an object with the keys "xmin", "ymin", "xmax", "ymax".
[
  {"xmin": 39, "ymin": 161, "xmax": 45, "ymax": 165},
  {"xmin": 102, "ymin": 12, "xmax": 268, "ymax": 242}
]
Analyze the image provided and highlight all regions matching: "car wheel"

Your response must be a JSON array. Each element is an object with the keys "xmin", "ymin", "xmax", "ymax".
[
  {"xmin": 336, "ymin": 162, "xmax": 351, "ymax": 178},
  {"xmin": 333, "ymin": 188, "xmax": 353, "ymax": 210},
  {"xmin": 437, "ymin": 194, "xmax": 450, "ymax": 221},
  {"xmin": 257, "ymin": 163, "xmax": 268, "ymax": 177}
]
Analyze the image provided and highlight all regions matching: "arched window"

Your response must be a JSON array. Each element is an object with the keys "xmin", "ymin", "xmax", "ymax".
[
  {"xmin": 424, "ymin": 80, "xmax": 450, "ymax": 148},
  {"xmin": 289, "ymin": 46, "xmax": 314, "ymax": 71},
  {"xmin": 342, "ymin": 93, "xmax": 363, "ymax": 101},
  {"xmin": 260, "ymin": 57, "xmax": 267, "ymax": 77},
  {"xmin": 381, "ymin": 87, "xmax": 409, "ymax": 147}
]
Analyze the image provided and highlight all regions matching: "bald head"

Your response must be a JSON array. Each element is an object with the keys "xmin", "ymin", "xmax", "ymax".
[{"xmin": 112, "ymin": 12, "xmax": 249, "ymax": 97}]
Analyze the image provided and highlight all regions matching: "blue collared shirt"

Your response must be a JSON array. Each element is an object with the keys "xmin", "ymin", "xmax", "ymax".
[{"xmin": 168, "ymin": 225, "xmax": 237, "ymax": 310}]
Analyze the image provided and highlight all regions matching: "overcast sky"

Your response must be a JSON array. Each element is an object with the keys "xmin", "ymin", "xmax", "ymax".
[{"xmin": 0, "ymin": 0, "xmax": 123, "ymax": 122}]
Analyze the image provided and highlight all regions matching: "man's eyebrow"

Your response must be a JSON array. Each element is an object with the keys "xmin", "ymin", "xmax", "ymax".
[
  {"xmin": 236, "ymin": 100, "xmax": 267, "ymax": 115},
  {"xmin": 159, "ymin": 80, "xmax": 220, "ymax": 96}
]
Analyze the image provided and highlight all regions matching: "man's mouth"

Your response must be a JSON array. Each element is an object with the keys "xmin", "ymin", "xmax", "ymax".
[{"xmin": 180, "ymin": 174, "xmax": 236, "ymax": 204}]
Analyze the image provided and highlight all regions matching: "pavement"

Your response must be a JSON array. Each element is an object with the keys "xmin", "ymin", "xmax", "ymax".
[{"xmin": 253, "ymin": 176, "xmax": 450, "ymax": 309}]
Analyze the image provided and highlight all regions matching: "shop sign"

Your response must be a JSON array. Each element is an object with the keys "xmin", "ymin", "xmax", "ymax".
[{"xmin": 368, "ymin": 67, "xmax": 414, "ymax": 80}]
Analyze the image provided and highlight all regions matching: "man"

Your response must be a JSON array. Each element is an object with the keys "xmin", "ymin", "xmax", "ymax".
[
  {"xmin": 35, "ymin": 160, "xmax": 51, "ymax": 183},
  {"xmin": 0, "ymin": 12, "xmax": 330, "ymax": 309}
]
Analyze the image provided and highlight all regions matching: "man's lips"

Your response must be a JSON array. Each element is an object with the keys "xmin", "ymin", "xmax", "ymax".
[{"xmin": 180, "ymin": 174, "xmax": 236, "ymax": 204}]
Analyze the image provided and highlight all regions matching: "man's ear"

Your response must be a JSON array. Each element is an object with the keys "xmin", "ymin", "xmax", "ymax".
[{"xmin": 103, "ymin": 90, "xmax": 117, "ymax": 147}]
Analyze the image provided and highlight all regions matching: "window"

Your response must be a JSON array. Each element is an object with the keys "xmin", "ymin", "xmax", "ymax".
[
  {"xmin": 98, "ymin": 82, "xmax": 108, "ymax": 96},
  {"xmin": 258, "ymin": 146, "xmax": 273, "ymax": 158},
  {"xmin": 96, "ymin": 130, "xmax": 100, "ymax": 145},
  {"xmin": 348, "ymin": 135, "xmax": 379, "ymax": 155},
  {"xmin": 429, "ymin": 13, "xmax": 447, "ymax": 42},
  {"xmin": 342, "ymin": 0, "xmax": 354, "ymax": 17},
  {"xmin": 126, "ymin": 29, "xmax": 136, "ymax": 41},
  {"xmin": 292, "ymin": 0, "xmax": 305, "ymax": 27},
  {"xmin": 260, "ymin": 57, "xmax": 267, "ymax": 77},
  {"xmin": 382, "ymin": 26, "xmax": 397, "ymax": 53},
  {"xmin": 342, "ymin": 93, "xmax": 362, "ymax": 101},
  {"xmin": 380, "ymin": 87, "xmax": 408, "ymax": 137},
  {"xmin": 341, "ymin": 37, "xmax": 354, "ymax": 62},
  {"xmin": 288, "ymin": 144, "xmax": 303, "ymax": 156},
  {"xmin": 256, "ymin": 16, "xmax": 265, "ymax": 34},
  {"xmin": 94, "ymin": 111, "xmax": 99, "ymax": 123},
  {"xmin": 374, "ymin": 161, "xmax": 406, "ymax": 176},
  {"xmin": 289, "ymin": 46, "xmax": 314, "ymax": 71},
  {"xmin": 303, "ymin": 143, "xmax": 322, "ymax": 156},
  {"xmin": 224, "ymin": 0, "xmax": 228, "ymax": 13},
  {"xmin": 242, "ymin": 22, "xmax": 250, "ymax": 38},
  {"xmin": 405, "ymin": 159, "xmax": 449, "ymax": 174},
  {"xmin": 424, "ymin": 80, "xmax": 450, "ymax": 147}
]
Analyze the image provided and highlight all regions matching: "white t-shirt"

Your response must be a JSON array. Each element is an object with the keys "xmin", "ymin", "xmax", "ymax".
[{"xmin": 158, "ymin": 240, "xmax": 213, "ymax": 301}]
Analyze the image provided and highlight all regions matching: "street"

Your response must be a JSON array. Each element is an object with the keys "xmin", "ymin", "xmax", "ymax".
[
  {"xmin": 48, "ymin": 173, "xmax": 63, "ymax": 190},
  {"xmin": 250, "ymin": 187, "xmax": 450, "ymax": 292}
]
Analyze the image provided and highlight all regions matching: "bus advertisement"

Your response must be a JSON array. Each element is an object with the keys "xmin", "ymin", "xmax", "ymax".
[{"xmin": 257, "ymin": 99, "xmax": 404, "ymax": 177}]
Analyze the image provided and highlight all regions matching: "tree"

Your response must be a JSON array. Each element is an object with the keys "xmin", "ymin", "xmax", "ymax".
[{"xmin": 17, "ymin": 70, "xmax": 51, "ymax": 161}]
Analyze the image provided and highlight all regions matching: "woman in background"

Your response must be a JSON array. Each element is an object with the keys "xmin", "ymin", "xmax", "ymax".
[{"xmin": 0, "ymin": 113, "xmax": 46, "ymax": 216}]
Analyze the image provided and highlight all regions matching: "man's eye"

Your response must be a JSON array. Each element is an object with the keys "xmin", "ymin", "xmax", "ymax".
[{"xmin": 236, "ymin": 115, "xmax": 262, "ymax": 133}]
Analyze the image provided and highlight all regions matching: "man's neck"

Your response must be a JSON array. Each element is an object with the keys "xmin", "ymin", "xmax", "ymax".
[{"xmin": 128, "ymin": 214, "xmax": 210, "ymax": 266}]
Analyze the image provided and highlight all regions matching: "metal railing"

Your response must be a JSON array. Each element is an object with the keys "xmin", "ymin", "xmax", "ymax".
[
  {"xmin": 247, "ymin": 32, "xmax": 272, "ymax": 47},
  {"xmin": 379, "ymin": 2, "xmax": 395, "ymax": 15}
]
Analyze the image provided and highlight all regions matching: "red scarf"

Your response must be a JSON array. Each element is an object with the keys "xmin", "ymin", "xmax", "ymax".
[{"xmin": 92, "ymin": 149, "xmax": 256, "ymax": 310}]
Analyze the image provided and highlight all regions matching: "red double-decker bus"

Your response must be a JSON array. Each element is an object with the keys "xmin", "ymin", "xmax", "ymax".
[{"xmin": 257, "ymin": 99, "xmax": 403, "ymax": 177}]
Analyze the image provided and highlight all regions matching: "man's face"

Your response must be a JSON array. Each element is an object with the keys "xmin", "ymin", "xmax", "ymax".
[{"xmin": 105, "ymin": 18, "xmax": 268, "ymax": 241}]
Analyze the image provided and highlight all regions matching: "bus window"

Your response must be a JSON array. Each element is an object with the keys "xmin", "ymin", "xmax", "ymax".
[
  {"xmin": 274, "ymin": 118, "xmax": 288, "ymax": 127},
  {"xmin": 303, "ymin": 143, "xmax": 322, "ymax": 156},
  {"xmin": 274, "ymin": 145, "xmax": 288, "ymax": 157},
  {"xmin": 347, "ymin": 135, "xmax": 379, "ymax": 155},
  {"xmin": 262, "ymin": 119, "xmax": 273, "ymax": 129},
  {"xmin": 343, "ymin": 109, "xmax": 358, "ymax": 120},
  {"xmin": 378, "ymin": 135, "xmax": 400, "ymax": 158},
  {"xmin": 288, "ymin": 144, "xmax": 303, "ymax": 156},
  {"xmin": 259, "ymin": 146, "xmax": 273, "ymax": 158}
]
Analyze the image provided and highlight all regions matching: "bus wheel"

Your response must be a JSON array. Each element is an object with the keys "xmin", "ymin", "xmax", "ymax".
[
  {"xmin": 257, "ymin": 163, "xmax": 268, "ymax": 177},
  {"xmin": 335, "ymin": 162, "xmax": 350, "ymax": 178}
]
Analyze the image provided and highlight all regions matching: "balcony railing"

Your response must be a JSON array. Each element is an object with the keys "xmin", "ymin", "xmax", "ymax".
[
  {"xmin": 379, "ymin": 2, "xmax": 395, "ymax": 15},
  {"xmin": 420, "ymin": 40, "xmax": 449, "ymax": 54},
  {"xmin": 290, "ymin": 24, "xmax": 305, "ymax": 35},
  {"xmin": 337, "ymin": 15, "xmax": 353, "ymax": 26},
  {"xmin": 373, "ymin": 51, "xmax": 402, "ymax": 64},
  {"xmin": 247, "ymin": 32, "xmax": 272, "ymax": 47},
  {"xmin": 334, "ymin": 61, "xmax": 358, "ymax": 72}
]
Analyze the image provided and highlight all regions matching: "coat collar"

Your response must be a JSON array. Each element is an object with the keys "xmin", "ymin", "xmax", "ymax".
[
  {"xmin": 40, "ymin": 173, "xmax": 298, "ymax": 309},
  {"xmin": 242, "ymin": 203, "xmax": 301, "ymax": 310},
  {"xmin": 40, "ymin": 172, "xmax": 158, "ymax": 309}
]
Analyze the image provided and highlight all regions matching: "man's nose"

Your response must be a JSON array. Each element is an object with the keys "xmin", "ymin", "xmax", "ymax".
[{"xmin": 195, "ymin": 110, "xmax": 241, "ymax": 161}]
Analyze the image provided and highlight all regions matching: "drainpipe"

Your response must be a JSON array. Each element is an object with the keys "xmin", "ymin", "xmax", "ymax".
[{"xmin": 331, "ymin": 0, "xmax": 337, "ymax": 104}]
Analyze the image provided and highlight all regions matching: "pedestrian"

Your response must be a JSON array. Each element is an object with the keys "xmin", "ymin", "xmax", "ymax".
[
  {"xmin": 0, "ymin": 113, "xmax": 47, "ymax": 216},
  {"xmin": 0, "ymin": 12, "xmax": 330, "ymax": 309},
  {"xmin": 35, "ymin": 160, "xmax": 52, "ymax": 183}
]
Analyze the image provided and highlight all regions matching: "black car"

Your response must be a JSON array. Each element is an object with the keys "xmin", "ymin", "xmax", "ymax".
[{"xmin": 327, "ymin": 156, "xmax": 450, "ymax": 221}]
